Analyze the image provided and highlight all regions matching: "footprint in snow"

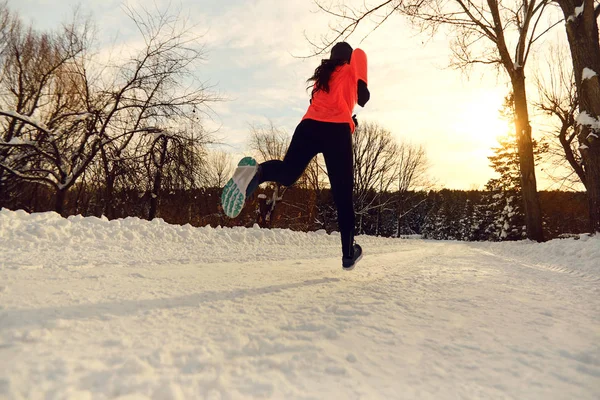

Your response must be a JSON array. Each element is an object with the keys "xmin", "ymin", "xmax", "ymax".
[{"xmin": 325, "ymin": 366, "xmax": 347, "ymax": 375}]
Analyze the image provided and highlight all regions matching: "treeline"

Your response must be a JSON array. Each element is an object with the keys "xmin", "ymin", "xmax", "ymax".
[{"xmin": 0, "ymin": 181, "xmax": 588, "ymax": 240}]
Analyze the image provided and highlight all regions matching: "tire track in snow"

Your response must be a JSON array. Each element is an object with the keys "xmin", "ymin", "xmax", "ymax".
[{"xmin": 471, "ymin": 248, "xmax": 600, "ymax": 284}]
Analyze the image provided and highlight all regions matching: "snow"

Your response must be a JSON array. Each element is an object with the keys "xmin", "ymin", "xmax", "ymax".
[
  {"xmin": 152, "ymin": 130, "xmax": 172, "ymax": 140},
  {"xmin": 57, "ymin": 175, "xmax": 74, "ymax": 190},
  {"xmin": 0, "ymin": 110, "xmax": 51, "ymax": 133},
  {"xmin": 74, "ymin": 112, "xmax": 94, "ymax": 122},
  {"xmin": 0, "ymin": 209, "xmax": 599, "ymax": 399},
  {"xmin": 577, "ymin": 111, "xmax": 600, "ymax": 130},
  {"xmin": 568, "ymin": 2, "xmax": 586, "ymax": 22},
  {"xmin": 582, "ymin": 68, "xmax": 598, "ymax": 81},
  {"xmin": 3, "ymin": 137, "xmax": 30, "ymax": 145}
]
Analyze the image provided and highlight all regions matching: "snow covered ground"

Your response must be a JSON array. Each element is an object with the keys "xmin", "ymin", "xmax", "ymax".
[{"xmin": 0, "ymin": 209, "xmax": 599, "ymax": 400}]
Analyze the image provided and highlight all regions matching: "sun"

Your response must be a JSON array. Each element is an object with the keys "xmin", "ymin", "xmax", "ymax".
[{"xmin": 454, "ymin": 91, "xmax": 512, "ymax": 149}]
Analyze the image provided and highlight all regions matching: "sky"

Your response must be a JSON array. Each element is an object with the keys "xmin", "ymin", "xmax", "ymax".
[{"xmin": 9, "ymin": 0, "xmax": 564, "ymax": 190}]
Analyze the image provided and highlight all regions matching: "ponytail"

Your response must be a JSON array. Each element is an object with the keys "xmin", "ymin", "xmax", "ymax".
[{"xmin": 307, "ymin": 58, "xmax": 347, "ymax": 96}]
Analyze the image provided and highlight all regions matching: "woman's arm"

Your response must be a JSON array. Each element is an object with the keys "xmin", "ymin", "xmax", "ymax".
[
  {"xmin": 351, "ymin": 49, "xmax": 370, "ymax": 107},
  {"xmin": 358, "ymin": 80, "xmax": 370, "ymax": 107},
  {"xmin": 351, "ymin": 48, "xmax": 368, "ymax": 83}
]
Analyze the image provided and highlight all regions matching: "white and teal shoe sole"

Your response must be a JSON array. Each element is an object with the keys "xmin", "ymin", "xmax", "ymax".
[{"xmin": 221, "ymin": 156, "xmax": 258, "ymax": 218}]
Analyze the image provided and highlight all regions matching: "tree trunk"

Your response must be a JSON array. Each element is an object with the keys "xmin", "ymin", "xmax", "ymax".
[
  {"xmin": 55, "ymin": 188, "xmax": 67, "ymax": 217},
  {"xmin": 396, "ymin": 204, "xmax": 405, "ymax": 238},
  {"xmin": 358, "ymin": 213, "xmax": 363, "ymax": 235},
  {"xmin": 559, "ymin": 126, "xmax": 587, "ymax": 188},
  {"xmin": 105, "ymin": 174, "xmax": 116, "ymax": 219},
  {"xmin": 30, "ymin": 183, "xmax": 39, "ymax": 212},
  {"xmin": 101, "ymin": 149, "xmax": 117, "ymax": 220},
  {"xmin": 512, "ymin": 70, "xmax": 545, "ymax": 241},
  {"xmin": 376, "ymin": 183, "xmax": 382, "ymax": 236},
  {"xmin": 149, "ymin": 168, "xmax": 162, "ymax": 220},
  {"xmin": 148, "ymin": 187, "xmax": 159, "ymax": 220},
  {"xmin": 74, "ymin": 181, "xmax": 85, "ymax": 215},
  {"xmin": 149, "ymin": 137, "xmax": 168, "ymax": 221},
  {"xmin": 0, "ymin": 170, "xmax": 5, "ymax": 204},
  {"xmin": 559, "ymin": 0, "xmax": 600, "ymax": 233},
  {"xmin": 396, "ymin": 188, "xmax": 406, "ymax": 238}
]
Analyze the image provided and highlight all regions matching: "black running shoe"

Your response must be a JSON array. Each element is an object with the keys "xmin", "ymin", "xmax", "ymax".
[{"xmin": 342, "ymin": 243, "xmax": 363, "ymax": 270}]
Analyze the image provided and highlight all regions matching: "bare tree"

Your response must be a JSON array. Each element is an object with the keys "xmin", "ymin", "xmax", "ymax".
[
  {"xmin": 302, "ymin": 155, "xmax": 328, "ymax": 192},
  {"xmin": 248, "ymin": 121, "xmax": 290, "ymax": 162},
  {"xmin": 553, "ymin": 0, "xmax": 600, "ymax": 233},
  {"xmin": 0, "ymin": 11, "xmax": 92, "ymax": 213},
  {"xmin": 0, "ymin": 1, "xmax": 13, "ymax": 56},
  {"xmin": 395, "ymin": 141, "xmax": 430, "ymax": 236},
  {"xmin": 0, "ymin": 5, "xmax": 219, "ymax": 216},
  {"xmin": 93, "ymin": 6, "xmax": 217, "ymax": 219},
  {"xmin": 246, "ymin": 121, "xmax": 291, "ymax": 225},
  {"xmin": 143, "ymin": 124, "xmax": 208, "ymax": 220},
  {"xmin": 246, "ymin": 121, "xmax": 329, "ymax": 227},
  {"xmin": 312, "ymin": 0, "xmax": 556, "ymax": 241},
  {"xmin": 204, "ymin": 150, "xmax": 234, "ymax": 188},
  {"xmin": 353, "ymin": 121, "xmax": 399, "ymax": 234},
  {"xmin": 533, "ymin": 43, "xmax": 584, "ymax": 190}
]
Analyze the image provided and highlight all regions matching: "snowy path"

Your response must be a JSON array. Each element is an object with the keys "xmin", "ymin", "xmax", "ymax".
[{"xmin": 0, "ymin": 211, "xmax": 599, "ymax": 399}]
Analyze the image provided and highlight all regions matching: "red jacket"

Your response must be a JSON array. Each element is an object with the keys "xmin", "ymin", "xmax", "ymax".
[{"xmin": 302, "ymin": 49, "xmax": 368, "ymax": 133}]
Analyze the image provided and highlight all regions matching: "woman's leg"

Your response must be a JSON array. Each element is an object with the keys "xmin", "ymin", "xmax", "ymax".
[
  {"xmin": 259, "ymin": 119, "xmax": 321, "ymax": 187},
  {"xmin": 321, "ymin": 123, "xmax": 355, "ymax": 259}
]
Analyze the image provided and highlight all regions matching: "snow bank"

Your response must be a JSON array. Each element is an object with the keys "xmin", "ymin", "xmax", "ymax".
[
  {"xmin": 1, "ymin": 209, "xmax": 598, "ymax": 278},
  {"xmin": 474, "ymin": 235, "xmax": 600, "ymax": 280},
  {"xmin": 0, "ymin": 209, "xmax": 399, "ymax": 269}
]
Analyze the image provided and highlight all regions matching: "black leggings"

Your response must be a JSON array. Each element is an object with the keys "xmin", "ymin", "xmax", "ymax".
[{"xmin": 259, "ymin": 119, "xmax": 355, "ymax": 258}]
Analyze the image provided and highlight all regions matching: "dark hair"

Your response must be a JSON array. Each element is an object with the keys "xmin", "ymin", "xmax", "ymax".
[
  {"xmin": 307, "ymin": 42, "xmax": 353, "ymax": 96},
  {"xmin": 307, "ymin": 58, "xmax": 347, "ymax": 95}
]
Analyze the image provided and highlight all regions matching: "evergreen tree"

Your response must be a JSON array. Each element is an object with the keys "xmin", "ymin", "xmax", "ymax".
[
  {"xmin": 480, "ymin": 94, "xmax": 548, "ymax": 241},
  {"xmin": 458, "ymin": 199, "xmax": 476, "ymax": 241},
  {"xmin": 421, "ymin": 191, "xmax": 441, "ymax": 239}
]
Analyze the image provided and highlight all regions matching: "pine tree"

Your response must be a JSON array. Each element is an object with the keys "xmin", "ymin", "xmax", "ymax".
[
  {"xmin": 421, "ymin": 191, "xmax": 441, "ymax": 239},
  {"xmin": 480, "ymin": 94, "xmax": 548, "ymax": 241},
  {"xmin": 458, "ymin": 199, "xmax": 476, "ymax": 241}
]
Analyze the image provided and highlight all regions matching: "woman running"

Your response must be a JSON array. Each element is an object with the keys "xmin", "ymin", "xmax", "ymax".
[{"xmin": 221, "ymin": 42, "xmax": 370, "ymax": 270}]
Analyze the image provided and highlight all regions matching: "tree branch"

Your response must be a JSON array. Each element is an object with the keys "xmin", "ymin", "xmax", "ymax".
[
  {"xmin": 0, "ymin": 162, "xmax": 58, "ymax": 188},
  {"xmin": 455, "ymin": 0, "xmax": 497, "ymax": 42},
  {"xmin": 0, "ymin": 110, "xmax": 52, "ymax": 135},
  {"xmin": 308, "ymin": 0, "xmax": 397, "ymax": 55}
]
